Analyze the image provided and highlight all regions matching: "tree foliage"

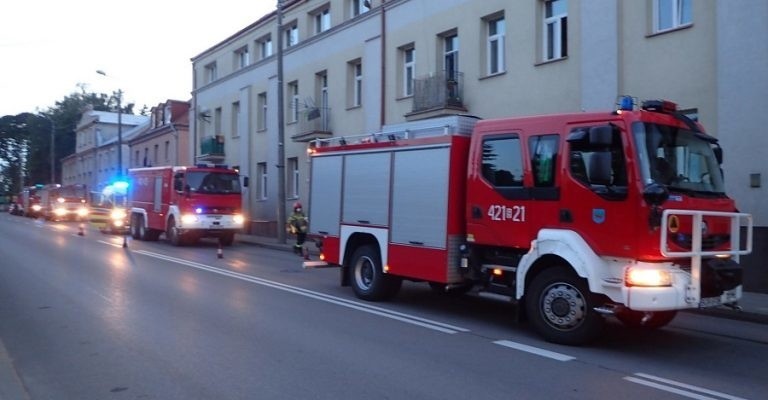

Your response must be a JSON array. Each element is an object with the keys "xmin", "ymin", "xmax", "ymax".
[{"xmin": 0, "ymin": 84, "xmax": 135, "ymax": 194}]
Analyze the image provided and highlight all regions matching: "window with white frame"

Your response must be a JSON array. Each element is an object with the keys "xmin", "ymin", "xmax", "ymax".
[
  {"xmin": 154, "ymin": 144, "xmax": 159, "ymax": 165},
  {"xmin": 257, "ymin": 92, "xmax": 267, "ymax": 131},
  {"xmin": 288, "ymin": 81, "xmax": 300, "ymax": 123},
  {"xmin": 288, "ymin": 157, "xmax": 299, "ymax": 198},
  {"xmin": 257, "ymin": 162, "xmax": 268, "ymax": 200},
  {"xmin": 284, "ymin": 22, "xmax": 299, "ymax": 48},
  {"xmin": 351, "ymin": 0, "xmax": 370, "ymax": 17},
  {"xmin": 543, "ymin": 0, "xmax": 567, "ymax": 61},
  {"xmin": 487, "ymin": 15, "xmax": 505, "ymax": 75},
  {"xmin": 235, "ymin": 46, "xmax": 250, "ymax": 69},
  {"xmin": 349, "ymin": 60, "xmax": 363, "ymax": 107},
  {"xmin": 444, "ymin": 33, "xmax": 459, "ymax": 81},
  {"xmin": 258, "ymin": 35, "xmax": 273, "ymax": 59},
  {"xmin": 164, "ymin": 141, "xmax": 170, "ymax": 162},
  {"xmin": 654, "ymin": 0, "xmax": 692, "ymax": 33},
  {"xmin": 402, "ymin": 46, "xmax": 415, "ymax": 97},
  {"xmin": 316, "ymin": 71, "xmax": 330, "ymax": 131},
  {"xmin": 232, "ymin": 101, "xmax": 240, "ymax": 138},
  {"xmin": 205, "ymin": 62, "xmax": 217, "ymax": 83},
  {"xmin": 314, "ymin": 7, "xmax": 331, "ymax": 34}
]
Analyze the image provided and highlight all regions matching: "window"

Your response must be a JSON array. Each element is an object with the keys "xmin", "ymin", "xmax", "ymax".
[
  {"xmin": 134, "ymin": 150, "xmax": 140, "ymax": 167},
  {"xmin": 482, "ymin": 136, "xmax": 524, "ymax": 187},
  {"xmin": 529, "ymin": 135, "xmax": 559, "ymax": 187},
  {"xmin": 235, "ymin": 46, "xmax": 250, "ymax": 69},
  {"xmin": 543, "ymin": 0, "xmax": 567, "ymax": 61},
  {"xmin": 284, "ymin": 22, "xmax": 299, "ymax": 48},
  {"xmin": 654, "ymin": 0, "xmax": 692, "ymax": 32},
  {"xmin": 288, "ymin": 81, "xmax": 300, "ymax": 123},
  {"xmin": 288, "ymin": 157, "xmax": 299, "ymax": 198},
  {"xmin": 568, "ymin": 125, "xmax": 627, "ymax": 199},
  {"xmin": 444, "ymin": 33, "xmax": 459, "ymax": 81},
  {"xmin": 214, "ymin": 107, "xmax": 222, "ymax": 136},
  {"xmin": 349, "ymin": 61, "xmax": 363, "ymax": 107},
  {"xmin": 154, "ymin": 144, "xmax": 159, "ymax": 166},
  {"xmin": 164, "ymin": 140, "xmax": 170, "ymax": 161},
  {"xmin": 316, "ymin": 71, "xmax": 330, "ymax": 131},
  {"xmin": 351, "ymin": 0, "xmax": 370, "ymax": 17},
  {"xmin": 402, "ymin": 46, "xmax": 415, "ymax": 97},
  {"xmin": 487, "ymin": 16, "xmax": 505, "ymax": 75},
  {"xmin": 257, "ymin": 92, "xmax": 268, "ymax": 131},
  {"xmin": 232, "ymin": 101, "xmax": 240, "ymax": 138},
  {"xmin": 205, "ymin": 62, "xmax": 217, "ymax": 83},
  {"xmin": 258, "ymin": 35, "xmax": 273, "ymax": 59},
  {"xmin": 314, "ymin": 7, "xmax": 331, "ymax": 34},
  {"xmin": 143, "ymin": 148, "xmax": 149, "ymax": 167},
  {"xmin": 257, "ymin": 162, "xmax": 268, "ymax": 200}
]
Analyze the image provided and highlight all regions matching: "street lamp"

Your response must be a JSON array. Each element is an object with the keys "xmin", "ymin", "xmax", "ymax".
[{"xmin": 96, "ymin": 70, "xmax": 123, "ymax": 180}]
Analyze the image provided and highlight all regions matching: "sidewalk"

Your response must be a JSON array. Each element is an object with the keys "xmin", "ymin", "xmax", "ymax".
[{"xmin": 235, "ymin": 233, "xmax": 768, "ymax": 325}]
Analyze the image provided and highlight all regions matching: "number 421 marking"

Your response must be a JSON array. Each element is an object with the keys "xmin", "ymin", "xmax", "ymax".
[{"xmin": 487, "ymin": 205, "xmax": 526, "ymax": 222}]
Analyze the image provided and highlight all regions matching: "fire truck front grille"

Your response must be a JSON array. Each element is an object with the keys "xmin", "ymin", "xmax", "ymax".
[
  {"xmin": 196, "ymin": 207, "xmax": 236, "ymax": 215},
  {"xmin": 670, "ymin": 234, "xmax": 730, "ymax": 251}
]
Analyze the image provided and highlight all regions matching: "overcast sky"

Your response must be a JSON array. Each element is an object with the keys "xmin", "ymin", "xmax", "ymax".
[{"xmin": 0, "ymin": 0, "xmax": 275, "ymax": 116}]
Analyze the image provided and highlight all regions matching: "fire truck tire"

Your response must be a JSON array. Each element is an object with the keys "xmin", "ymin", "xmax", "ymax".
[
  {"xmin": 350, "ymin": 244, "xmax": 401, "ymax": 301},
  {"xmin": 615, "ymin": 310, "xmax": 677, "ymax": 329},
  {"xmin": 525, "ymin": 267, "xmax": 604, "ymax": 345},
  {"xmin": 137, "ymin": 217, "xmax": 149, "ymax": 240},
  {"xmin": 167, "ymin": 217, "xmax": 183, "ymax": 246}
]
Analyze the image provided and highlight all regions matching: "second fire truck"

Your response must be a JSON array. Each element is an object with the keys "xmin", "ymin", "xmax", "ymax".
[
  {"xmin": 306, "ymin": 97, "xmax": 753, "ymax": 345},
  {"xmin": 128, "ymin": 164, "xmax": 246, "ymax": 246}
]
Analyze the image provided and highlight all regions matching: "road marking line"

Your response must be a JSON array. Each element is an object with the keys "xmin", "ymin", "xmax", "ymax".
[
  {"xmin": 493, "ymin": 340, "xmax": 575, "ymax": 361},
  {"xmin": 625, "ymin": 373, "xmax": 747, "ymax": 400},
  {"xmin": 132, "ymin": 249, "xmax": 469, "ymax": 334},
  {"xmin": 98, "ymin": 240, "xmax": 123, "ymax": 248}
]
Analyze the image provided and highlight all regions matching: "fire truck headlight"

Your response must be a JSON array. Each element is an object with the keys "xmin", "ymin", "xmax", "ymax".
[
  {"xmin": 57, "ymin": 197, "xmax": 65, "ymax": 203},
  {"xmin": 77, "ymin": 207, "xmax": 89, "ymax": 217},
  {"xmin": 181, "ymin": 214, "xmax": 198, "ymax": 224},
  {"xmin": 233, "ymin": 214, "xmax": 244, "ymax": 225},
  {"xmin": 31, "ymin": 204, "xmax": 42, "ymax": 212},
  {"xmin": 625, "ymin": 267, "xmax": 672, "ymax": 287},
  {"xmin": 54, "ymin": 208, "xmax": 67, "ymax": 217},
  {"xmin": 110, "ymin": 209, "xmax": 127, "ymax": 220}
]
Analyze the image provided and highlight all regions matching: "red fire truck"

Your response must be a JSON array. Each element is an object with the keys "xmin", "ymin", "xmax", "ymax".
[
  {"xmin": 39, "ymin": 184, "xmax": 89, "ymax": 221},
  {"xmin": 20, "ymin": 185, "xmax": 43, "ymax": 218},
  {"xmin": 128, "ymin": 164, "xmax": 246, "ymax": 246},
  {"xmin": 306, "ymin": 97, "xmax": 753, "ymax": 344}
]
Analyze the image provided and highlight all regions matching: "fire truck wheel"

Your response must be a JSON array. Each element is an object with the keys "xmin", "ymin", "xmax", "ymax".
[
  {"xmin": 167, "ymin": 217, "xmax": 182, "ymax": 246},
  {"xmin": 137, "ymin": 217, "xmax": 149, "ymax": 240},
  {"xmin": 615, "ymin": 310, "xmax": 677, "ymax": 329},
  {"xmin": 350, "ymin": 244, "xmax": 401, "ymax": 301},
  {"xmin": 526, "ymin": 267, "xmax": 604, "ymax": 345},
  {"xmin": 130, "ymin": 215, "xmax": 141, "ymax": 239}
]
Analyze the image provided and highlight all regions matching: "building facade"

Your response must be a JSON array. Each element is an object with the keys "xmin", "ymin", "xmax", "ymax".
[
  {"xmin": 128, "ymin": 100, "xmax": 191, "ymax": 169},
  {"xmin": 189, "ymin": 0, "xmax": 768, "ymax": 249},
  {"xmin": 61, "ymin": 107, "xmax": 149, "ymax": 191}
]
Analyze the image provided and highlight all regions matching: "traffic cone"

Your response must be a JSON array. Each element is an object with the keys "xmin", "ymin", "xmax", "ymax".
[
  {"xmin": 302, "ymin": 246, "xmax": 310, "ymax": 260},
  {"xmin": 77, "ymin": 223, "xmax": 85, "ymax": 236},
  {"xmin": 217, "ymin": 242, "xmax": 224, "ymax": 259}
]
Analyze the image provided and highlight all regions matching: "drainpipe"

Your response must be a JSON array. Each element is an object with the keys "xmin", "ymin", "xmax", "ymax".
[{"xmin": 380, "ymin": 0, "xmax": 387, "ymax": 128}]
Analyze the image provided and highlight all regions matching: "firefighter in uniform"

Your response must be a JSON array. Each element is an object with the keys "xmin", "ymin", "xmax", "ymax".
[{"xmin": 287, "ymin": 202, "xmax": 309, "ymax": 259}]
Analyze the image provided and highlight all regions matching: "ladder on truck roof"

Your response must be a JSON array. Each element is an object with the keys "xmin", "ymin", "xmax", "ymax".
[{"xmin": 312, "ymin": 115, "xmax": 479, "ymax": 148}]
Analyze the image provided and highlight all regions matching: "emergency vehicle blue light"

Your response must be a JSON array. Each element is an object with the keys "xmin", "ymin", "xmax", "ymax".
[
  {"xmin": 195, "ymin": 207, "xmax": 203, "ymax": 214},
  {"xmin": 113, "ymin": 181, "xmax": 129, "ymax": 191},
  {"xmin": 619, "ymin": 96, "xmax": 634, "ymax": 111}
]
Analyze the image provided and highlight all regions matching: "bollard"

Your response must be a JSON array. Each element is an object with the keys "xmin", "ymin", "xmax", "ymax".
[
  {"xmin": 77, "ymin": 223, "xmax": 85, "ymax": 236},
  {"xmin": 217, "ymin": 242, "xmax": 224, "ymax": 259}
]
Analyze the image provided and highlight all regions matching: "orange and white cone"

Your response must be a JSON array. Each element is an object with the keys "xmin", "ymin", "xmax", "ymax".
[
  {"xmin": 217, "ymin": 243, "xmax": 224, "ymax": 259},
  {"xmin": 77, "ymin": 223, "xmax": 85, "ymax": 236}
]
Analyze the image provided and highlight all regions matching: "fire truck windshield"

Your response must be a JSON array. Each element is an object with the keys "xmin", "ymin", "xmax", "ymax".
[
  {"xmin": 632, "ymin": 122, "xmax": 725, "ymax": 195},
  {"xmin": 186, "ymin": 171, "xmax": 242, "ymax": 194}
]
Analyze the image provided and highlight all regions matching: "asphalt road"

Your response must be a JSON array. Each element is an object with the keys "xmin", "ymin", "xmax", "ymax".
[{"xmin": 0, "ymin": 214, "xmax": 766, "ymax": 399}]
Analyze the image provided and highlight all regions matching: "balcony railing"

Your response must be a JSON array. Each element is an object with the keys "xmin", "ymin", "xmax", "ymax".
[
  {"xmin": 412, "ymin": 70, "xmax": 465, "ymax": 113},
  {"xmin": 198, "ymin": 135, "xmax": 225, "ymax": 162},
  {"xmin": 291, "ymin": 107, "xmax": 333, "ymax": 142}
]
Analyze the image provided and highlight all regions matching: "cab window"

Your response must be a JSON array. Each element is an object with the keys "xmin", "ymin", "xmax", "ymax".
[{"xmin": 481, "ymin": 136, "xmax": 524, "ymax": 187}]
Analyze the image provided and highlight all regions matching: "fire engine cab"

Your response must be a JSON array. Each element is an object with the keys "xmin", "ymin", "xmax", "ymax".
[
  {"xmin": 128, "ymin": 164, "xmax": 246, "ymax": 246},
  {"xmin": 306, "ymin": 97, "xmax": 753, "ymax": 345}
]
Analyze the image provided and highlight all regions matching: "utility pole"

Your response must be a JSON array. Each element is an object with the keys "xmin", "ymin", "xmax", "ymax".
[{"xmin": 276, "ymin": 0, "xmax": 287, "ymax": 243}]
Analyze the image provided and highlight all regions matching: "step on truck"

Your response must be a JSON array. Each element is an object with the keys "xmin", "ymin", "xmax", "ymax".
[
  {"xmin": 128, "ymin": 164, "xmax": 246, "ymax": 246},
  {"xmin": 305, "ymin": 97, "xmax": 753, "ymax": 345}
]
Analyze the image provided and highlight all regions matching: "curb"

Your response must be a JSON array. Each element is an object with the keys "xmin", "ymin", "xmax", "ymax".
[{"xmin": 0, "ymin": 338, "xmax": 29, "ymax": 400}]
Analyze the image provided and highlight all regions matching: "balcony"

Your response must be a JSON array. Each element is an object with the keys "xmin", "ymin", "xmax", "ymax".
[
  {"xmin": 407, "ymin": 70, "xmax": 467, "ymax": 120},
  {"xmin": 198, "ymin": 135, "xmax": 225, "ymax": 163},
  {"xmin": 291, "ymin": 107, "xmax": 333, "ymax": 142}
]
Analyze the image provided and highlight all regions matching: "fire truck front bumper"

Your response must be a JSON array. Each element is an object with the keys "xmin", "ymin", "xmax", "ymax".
[{"xmin": 622, "ymin": 258, "xmax": 743, "ymax": 311}]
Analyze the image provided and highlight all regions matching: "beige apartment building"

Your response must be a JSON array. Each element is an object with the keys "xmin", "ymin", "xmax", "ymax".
[
  {"xmin": 127, "ymin": 100, "xmax": 192, "ymax": 169},
  {"xmin": 190, "ymin": 0, "xmax": 768, "ymax": 249}
]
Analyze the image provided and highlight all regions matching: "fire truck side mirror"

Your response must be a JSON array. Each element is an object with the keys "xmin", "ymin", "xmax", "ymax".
[
  {"xmin": 184, "ymin": 184, "xmax": 191, "ymax": 197},
  {"xmin": 242, "ymin": 176, "xmax": 249, "ymax": 188},
  {"xmin": 587, "ymin": 152, "xmax": 612, "ymax": 185},
  {"xmin": 713, "ymin": 146, "xmax": 723, "ymax": 165}
]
